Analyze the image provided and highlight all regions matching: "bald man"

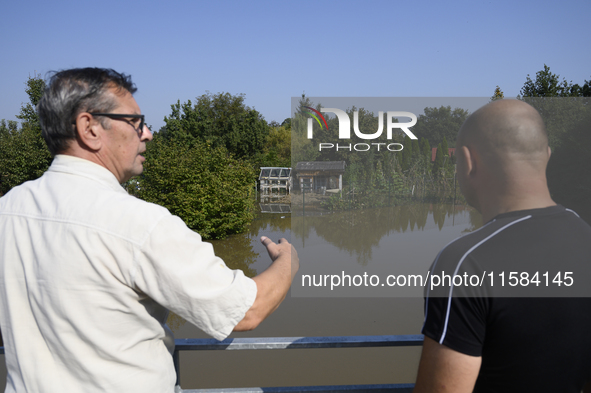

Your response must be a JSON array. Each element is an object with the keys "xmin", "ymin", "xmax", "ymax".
[{"xmin": 414, "ymin": 100, "xmax": 591, "ymax": 393}]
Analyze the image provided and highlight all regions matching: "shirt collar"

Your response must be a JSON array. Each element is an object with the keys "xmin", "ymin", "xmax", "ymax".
[{"xmin": 48, "ymin": 155, "xmax": 128, "ymax": 194}]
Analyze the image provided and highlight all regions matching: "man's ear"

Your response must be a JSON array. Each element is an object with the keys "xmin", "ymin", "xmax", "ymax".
[
  {"xmin": 460, "ymin": 145, "xmax": 476, "ymax": 176},
  {"xmin": 75, "ymin": 113, "xmax": 102, "ymax": 151}
]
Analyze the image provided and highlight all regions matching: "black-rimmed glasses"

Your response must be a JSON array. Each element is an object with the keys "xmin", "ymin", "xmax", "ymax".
[{"xmin": 89, "ymin": 113, "xmax": 146, "ymax": 136}]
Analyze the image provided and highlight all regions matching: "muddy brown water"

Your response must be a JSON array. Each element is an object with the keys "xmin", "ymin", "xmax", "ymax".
[{"xmin": 0, "ymin": 202, "xmax": 481, "ymax": 390}]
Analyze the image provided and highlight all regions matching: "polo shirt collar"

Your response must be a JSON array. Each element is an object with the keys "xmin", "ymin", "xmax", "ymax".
[{"xmin": 48, "ymin": 154, "xmax": 128, "ymax": 194}]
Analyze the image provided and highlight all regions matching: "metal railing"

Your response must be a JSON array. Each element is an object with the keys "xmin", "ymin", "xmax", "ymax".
[
  {"xmin": 0, "ymin": 334, "xmax": 424, "ymax": 392},
  {"xmin": 174, "ymin": 335, "xmax": 423, "ymax": 392}
]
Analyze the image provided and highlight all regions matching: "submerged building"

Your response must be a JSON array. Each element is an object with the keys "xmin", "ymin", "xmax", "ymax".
[
  {"xmin": 259, "ymin": 167, "xmax": 292, "ymax": 194},
  {"xmin": 295, "ymin": 161, "xmax": 345, "ymax": 193}
]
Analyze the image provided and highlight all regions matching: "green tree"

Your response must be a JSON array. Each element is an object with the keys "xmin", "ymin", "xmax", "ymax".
[
  {"xmin": 491, "ymin": 86, "xmax": 504, "ymax": 101},
  {"xmin": 162, "ymin": 92, "xmax": 269, "ymax": 161},
  {"xmin": 294, "ymin": 95, "xmax": 338, "ymax": 162},
  {"xmin": 441, "ymin": 137, "xmax": 449, "ymax": 158},
  {"xmin": 281, "ymin": 118, "xmax": 291, "ymax": 129},
  {"xmin": 411, "ymin": 139, "xmax": 420, "ymax": 160},
  {"xmin": 582, "ymin": 80, "xmax": 591, "ymax": 97},
  {"xmin": 290, "ymin": 95, "xmax": 321, "ymax": 164},
  {"xmin": 0, "ymin": 123, "xmax": 52, "ymax": 195},
  {"xmin": 400, "ymin": 135, "xmax": 412, "ymax": 171},
  {"xmin": 520, "ymin": 66, "xmax": 591, "ymax": 149},
  {"xmin": 134, "ymin": 135, "xmax": 256, "ymax": 240},
  {"xmin": 520, "ymin": 65, "xmax": 589, "ymax": 98},
  {"xmin": 412, "ymin": 106, "xmax": 469, "ymax": 148},
  {"xmin": 519, "ymin": 66, "xmax": 591, "ymax": 223},
  {"xmin": 0, "ymin": 74, "xmax": 51, "ymax": 195},
  {"xmin": 255, "ymin": 125, "xmax": 291, "ymax": 168},
  {"xmin": 420, "ymin": 138, "xmax": 431, "ymax": 162},
  {"xmin": 294, "ymin": 94, "xmax": 316, "ymax": 115},
  {"xmin": 441, "ymin": 136, "xmax": 455, "ymax": 176},
  {"xmin": 432, "ymin": 143, "xmax": 444, "ymax": 176},
  {"xmin": 546, "ymin": 108, "xmax": 591, "ymax": 224},
  {"xmin": 344, "ymin": 109, "xmax": 404, "ymax": 190},
  {"xmin": 0, "ymin": 119, "xmax": 18, "ymax": 136},
  {"xmin": 16, "ymin": 74, "xmax": 46, "ymax": 128}
]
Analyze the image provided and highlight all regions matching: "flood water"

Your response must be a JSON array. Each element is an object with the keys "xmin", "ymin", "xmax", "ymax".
[{"xmin": 0, "ymin": 201, "xmax": 482, "ymax": 390}]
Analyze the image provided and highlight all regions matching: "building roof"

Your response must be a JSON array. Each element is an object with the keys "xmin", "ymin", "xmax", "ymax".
[{"xmin": 295, "ymin": 161, "xmax": 346, "ymax": 171}]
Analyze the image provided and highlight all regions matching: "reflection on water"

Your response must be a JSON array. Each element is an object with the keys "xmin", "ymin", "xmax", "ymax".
[
  {"xmin": 290, "ymin": 203, "xmax": 481, "ymax": 298},
  {"xmin": 292, "ymin": 204, "xmax": 482, "ymax": 267},
  {"xmin": 209, "ymin": 232, "xmax": 259, "ymax": 278},
  {"xmin": 0, "ymin": 202, "xmax": 481, "ymax": 390}
]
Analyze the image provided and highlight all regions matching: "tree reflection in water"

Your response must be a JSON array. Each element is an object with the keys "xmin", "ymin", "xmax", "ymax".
[{"xmin": 292, "ymin": 203, "xmax": 481, "ymax": 266}]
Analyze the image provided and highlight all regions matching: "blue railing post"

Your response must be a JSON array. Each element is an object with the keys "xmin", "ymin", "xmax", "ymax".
[{"xmin": 174, "ymin": 348, "xmax": 181, "ymax": 386}]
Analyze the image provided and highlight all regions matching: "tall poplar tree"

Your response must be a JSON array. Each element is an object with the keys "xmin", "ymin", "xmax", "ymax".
[{"xmin": 0, "ymin": 74, "xmax": 51, "ymax": 195}]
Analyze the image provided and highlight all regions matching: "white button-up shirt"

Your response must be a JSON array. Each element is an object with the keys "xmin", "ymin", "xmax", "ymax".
[{"xmin": 0, "ymin": 155, "xmax": 257, "ymax": 393}]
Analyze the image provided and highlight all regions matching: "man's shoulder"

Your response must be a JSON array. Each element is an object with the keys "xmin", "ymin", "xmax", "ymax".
[
  {"xmin": 429, "ymin": 205, "xmax": 591, "ymax": 298},
  {"xmin": 436, "ymin": 205, "xmax": 591, "ymax": 264},
  {"xmin": 431, "ymin": 219, "xmax": 504, "ymax": 273},
  {"xmin": 0, "ymin": 160, "xmax": 174, "ymax": 243},
  {"xmin": 63, "ymin": 180, "xmax": 174, "ymax": 243},
  {"xmin": 100, "ymin": 186, "xmax": 171, "ymax": 218}
]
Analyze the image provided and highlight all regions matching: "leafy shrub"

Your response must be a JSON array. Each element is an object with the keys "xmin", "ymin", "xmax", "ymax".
[{"xmin": 134, "ymin": 135, "xmax": 256, "ymax": 240}]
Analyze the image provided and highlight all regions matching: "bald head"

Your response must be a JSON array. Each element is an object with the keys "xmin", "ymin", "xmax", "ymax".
[
  {"xmin": 455, "ymin": 99, "xmax": 555, "ymax": 220},
  {"xmin": 457, "ymin": 99, "xmax": 549, "ymax": 174}
]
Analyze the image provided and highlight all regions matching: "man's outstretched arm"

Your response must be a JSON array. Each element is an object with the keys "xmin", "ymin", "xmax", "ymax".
[
  {"xmin": 413, "ymin": 336, "xmax": 481, "ymax": 393},
  {"xmin": 234, "ymin": 236, "xmax": 299, "ymax": 331}
]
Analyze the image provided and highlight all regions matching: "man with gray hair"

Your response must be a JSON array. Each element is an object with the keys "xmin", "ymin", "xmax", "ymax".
[
  {"xmin": 414, "ymin": 99, "xmax": 591, "ymax": 392},
  {"xmin": 0, "ymin": 68, "xmax": 298, "ymax": 392}
]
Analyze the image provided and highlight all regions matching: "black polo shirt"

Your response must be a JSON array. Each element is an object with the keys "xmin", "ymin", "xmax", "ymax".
[{"xmin": 423, "ymin": 205, "xmax": 591, "ymax": 392}]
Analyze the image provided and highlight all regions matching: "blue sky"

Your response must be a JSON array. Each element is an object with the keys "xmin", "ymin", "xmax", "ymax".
[{"xmin": 1, "ymin": 0, "xmax": 589, "ymax": 131}]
